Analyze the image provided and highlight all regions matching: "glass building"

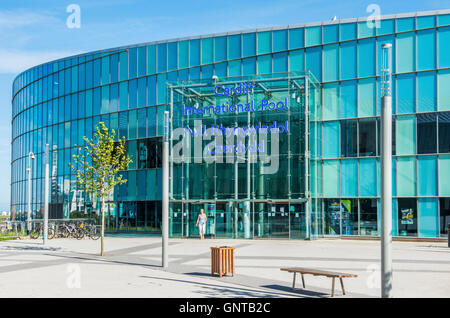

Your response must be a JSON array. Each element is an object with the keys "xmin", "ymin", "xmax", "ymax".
[{"xmin": 11, "ymin": 10, "xmax": 450, "ymax": 239}]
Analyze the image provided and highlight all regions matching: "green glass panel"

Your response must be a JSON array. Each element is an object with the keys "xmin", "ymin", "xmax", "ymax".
[
  {"xmin": 323, "ymin": 83, "xmax": 339, "ymax": 120},
  {"xmin": 305, "ymin": 26, "xmax": 321, "ymax": 46},
  {"xmin": 396, "ymin": 115, "xmax": 416, "ymax": 155},
  {"xmin": 438, "ymin": 26, "xmax": 450, "ymax": 68},
  {"xmin": 438, "ymin": 69, "xmax": 450, "ymax": 111},
  {"xmin": 396, "ymin": 32, "xmax": 415, "ymax": 73},
  {"xmin": 438, "ymin": 155, "xmax": 450, "ymax": 196},
  {"xmin": 396, "ymin": 156, "xmax": 416, "ymax": 196},
  {"xmin": 323, "ymin": 160, "xmax": 339, "ymax": 197},
  {"xmin": 323, "ymin": 44, "xmax": 338, "ymax": 82},
  {"xmin": 228, "ymin": 60, "xmax": 241, "ymax": 76},
  {"xmin": 257, "ymin": 31, "xmax": 271, "ymax": 54},
  {"xmin": 289, "ymin": 49, "xmax": 304, "ymax": 71},
  {"xmin": 178, "ymin": 41, "xmax": 189, "ymax": 69},
  {"xmin": 358, "ymin": 78, "xmax": 376, "ymax": 117},
  {"xmin": 257, "ymin": 55, "xmax": 271, "ymax": 74},
  {"xmin": 357, "ymin": 21, "xmax": 375, "ymax": 38},
  {"xmin": 201, "ymin": 38, "xmax": 213, "ymax": 65}
]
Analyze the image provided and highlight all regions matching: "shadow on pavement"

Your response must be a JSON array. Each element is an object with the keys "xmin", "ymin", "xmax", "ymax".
[
  {"xmin": 261, "ymin": 284, "xmax": 329, "ymax": 298},
  {"xmin": 139, "ymin": 275, "xmax": 298, "ymax": 298}
]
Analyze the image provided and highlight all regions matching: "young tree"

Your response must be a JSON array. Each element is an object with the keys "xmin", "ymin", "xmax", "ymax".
[{"xmin": 70, "ymin": 122, "xmax": 132, "ymax": 256}]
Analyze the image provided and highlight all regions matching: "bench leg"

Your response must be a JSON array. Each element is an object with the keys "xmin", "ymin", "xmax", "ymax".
[
  {"xmin": 331, "ymin": 277, "xmax": 335, "ymax": 297},
  {"xmin": 301, "ymin": 273, "xmax": 305, "ymax": 288},
  {"xmin": 340, "ymin": 277, "xmax": 346, "ymax": 295},
  {"xmin": 292, "ymin": 273, "xmax": 296, "ymax": 289}
]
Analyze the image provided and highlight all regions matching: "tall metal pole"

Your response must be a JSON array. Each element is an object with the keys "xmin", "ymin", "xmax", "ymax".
[
  {"xmin": 27, "ymin": 152, "xmax": 35, "ymax": 234},
  {"xmin": 162, "ymin": 111, "xmax": 169, "ymax": 268},
  {"xmin": 43, "ymin": 144, "xmax": 49, "ymax": 245},
  {"xmin": 381, "ymin": 43, "xmax": 393, "ymax": 298}
]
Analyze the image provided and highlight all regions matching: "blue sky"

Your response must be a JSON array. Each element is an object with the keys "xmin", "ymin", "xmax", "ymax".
[{"xmin": 0, "ymin": 0, "xmax": 448, "ymax": 210}]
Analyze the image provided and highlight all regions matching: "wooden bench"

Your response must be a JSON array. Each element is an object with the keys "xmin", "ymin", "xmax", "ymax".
[{"xmin": 280, "ymin": 267, "xmax": 358, "ymax": 297}]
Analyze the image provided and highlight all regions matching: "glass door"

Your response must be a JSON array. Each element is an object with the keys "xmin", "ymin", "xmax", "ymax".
[{"xmin": 289, "ymin": 203, "xmax": 306, "ymax": 239}]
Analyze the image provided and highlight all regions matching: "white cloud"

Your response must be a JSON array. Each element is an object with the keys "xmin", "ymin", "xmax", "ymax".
[{"xmin": 0, "ymin": 49, "xmax": 82, "ymax": 74}]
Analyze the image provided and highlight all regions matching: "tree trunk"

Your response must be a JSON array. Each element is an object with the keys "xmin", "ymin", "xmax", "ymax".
[{"xmin": 101, "ymin": 196, "xmax": 105, "ymax": 256}]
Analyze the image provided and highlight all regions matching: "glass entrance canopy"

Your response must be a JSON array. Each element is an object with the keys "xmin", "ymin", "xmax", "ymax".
[{"xmin": 167, "ymin": 72, "xmax": 322, "ymax": 239}]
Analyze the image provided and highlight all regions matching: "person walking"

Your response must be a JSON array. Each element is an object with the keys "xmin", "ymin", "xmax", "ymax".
[{"xmin": 196, "ymin": 209, "xmax": 207, "ymax": 240}]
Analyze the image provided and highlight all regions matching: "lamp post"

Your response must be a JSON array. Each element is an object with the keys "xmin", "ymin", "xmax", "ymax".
[
  {"xmin": 381, "ymin": 43, "xmax": 393, "ymax": 298},
  {"xmin": 27, "ymin": 152, "xmax": 35, "ymax": 234},
  {"xmin": 162, "ymin": 111, "xmax": 169, "ymax": 268}
]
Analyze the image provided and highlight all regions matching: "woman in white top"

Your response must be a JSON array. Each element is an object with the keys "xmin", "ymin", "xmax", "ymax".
[{"xmin": 196, "ymin": 209, "xmax": 207, "ymax": 240}]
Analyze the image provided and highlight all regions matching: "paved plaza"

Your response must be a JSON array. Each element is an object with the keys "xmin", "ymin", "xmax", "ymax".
[{"xmin": 0, "ymin": 236, "xmax": 449, "ymax": 298}]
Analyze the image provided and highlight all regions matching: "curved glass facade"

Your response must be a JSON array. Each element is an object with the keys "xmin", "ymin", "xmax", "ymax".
[{"xmin": 11, "ymin": 10, "xmax": 450, "ymax": 238}]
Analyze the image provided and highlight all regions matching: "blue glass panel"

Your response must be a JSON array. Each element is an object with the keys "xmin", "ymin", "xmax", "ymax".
[
  {"xmin": 417, "ymin": 29, "xmax": 436, "ymax": 70},
  {"xmin": 396, "ymin": 17, "xmax": 415, "ymax": 32},
  {"xmin": 138, "ymin": 77, "xmax": 146, "ymax": 107},
  {"xmin": 359, "ymin": 158, "xmax": 377, "ymax": 196},
  {"xmin": 93, "ymin": 59, "xmax": 101, "ymax": 87},
  {"xmin": 340, "ymin": 41, "xmax": 356, "ymax": 80},
  {"xmin": 93, "ymin": 87, "xmax": 101, "ymax": 115},
  {"xmin": 418, "ymin": 198, "xmax": 439, "ymax": 237},
  {"xmin": 438, "ymin": 14, "xmax": 450, "ymax": 26},
  {"xmin": 228, "ymin": 34, "xmax": 241, "ymax": 59},
  {"xmin": 101, "ymin": 85, "xmax": 109, "ymax": 114},
  {"xmin": 341, "ymin": 159, "xmax": 357, "ymax": 197},
  {"xmin": 148, "ymin": 76, "xmax": 156, "ymax": 106},
  {"xmin": 242, "ymin": 57, "xmax": 256, "ymax": 75},
  {"xmin": 392, "ymin": 198, "xmax": 398, "ymax": 236},
  {"xmin": 214, "ymin": 36, "xmax": 227, "ymax": 62},
  {"xmin": 214, "ymin": 62, "xmax": 227, "ymax": 77},
  {"xmin": 417, "ymin": 71, "xmax": 436, "ymax": 112},
  {"xmin": 418, "ymin": 156, "xmax": 437, "ymax": 196},
  {"xmin": 189, "ymin": 39, "xmax": 200, "ymax": 66},
  {"xmin": 119, "ymin": 82, "xmax": 128, "ymax": 111},
  {"xmin": 129, "ymin": 79, "xmax": 137, "ymax": 109},
  {"xmin": 147, "ymin": 45, "xmax": 156, "ymax": 74},
  {"xmin": 323, "ymin": 24, "xmax": 338, "ymax": 43},
  {"xmin": 128, "ymin": 48, "xmax": 137, "ymax": 79},
  {"xmin": 273, "ymin": 30, "xmax": 287, "ymax": 52},
  {"xmin": 201, "ymin": 65, "xmax": 213, "ymax": 79},
  {"xmin": 119, "ymin": 111, "xmax": 128, "ymax": 139},
  {"xmin": 273, "ymin": 52, "xmax": 287, "ymax": 73},
  {"xmin": 438, "ymin": 26, "xmax": 450, "ymax": 68},
  {"xmin": 119, "ymin": 52, "xmax": 128, "ymax": 81},
  {"xmin": 110, "ymin": 83, "xmax": 118, "ymax": 113},
  {"xmin": 417, "ymin": 16, "xmax": 435, "ymax": 29},
  {"xmin": 396, "ymin": 74, "xmax": 415, "ymax": 114},
  {"xmin": 157, "ymin": 74, "xmax": 166, "ymax": 104},
  {"xmin": 242, "ymin": 33, "xmax": 256, "ymax": 57},
  {"xmin": 168, "ymin": 42, "xmax": 177, "ymax": 71},
  {"xmin": 340, "ymin": 80, "xmax": 357, "ymax": 118},
  {"xmin": 358, "ymin": 38, "xmax": 375, "ymax": 77},
  {"xmin": 323, "ymin": 121, "xmax": 339, "ymax": 158},
  {"xmin": 147, "ymin": 107, "xmax": 156, "ymax": 137},
  {"xmin": 305, "ymin": 47, "xmax": 322, "ymax": 81},
  {"xmin": 189, "ymin": 66, "xmax": 200, "ymax": 80},
  {"xmin": 378, "ymin": 19, "xmax": 394, "ymax": 35},
  {"xmin": 340, "ymin": 23, "xmax": 356, "ymax": 41},
  {"xmin": 110, "ymin": 53, "xmax": 118, "ymax": 83},
  {"xmin": 157, "ymin": 43, "xmax": 167, "ymax": 73},
  {"xmin": 138, "ymin": 46, "xmax": 147, "ymax": 76},
  {"xmin": 288, "ymin": 28, "xmax": 304, "ymax": 49}
]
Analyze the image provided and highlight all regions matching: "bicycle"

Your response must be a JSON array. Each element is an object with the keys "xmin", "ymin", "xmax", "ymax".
[
  {"xmin": 77, "ymin": 222, "xmax": 100, "ymax": 240},
  {"xmin": 30, "ymin": 223, "xmax": 55, "ymax": 239}
]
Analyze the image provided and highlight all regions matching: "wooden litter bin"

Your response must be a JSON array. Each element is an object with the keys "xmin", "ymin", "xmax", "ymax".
[{"xmin": 210, "ymin": 246, "xmax": 235, "ymax": 277}]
